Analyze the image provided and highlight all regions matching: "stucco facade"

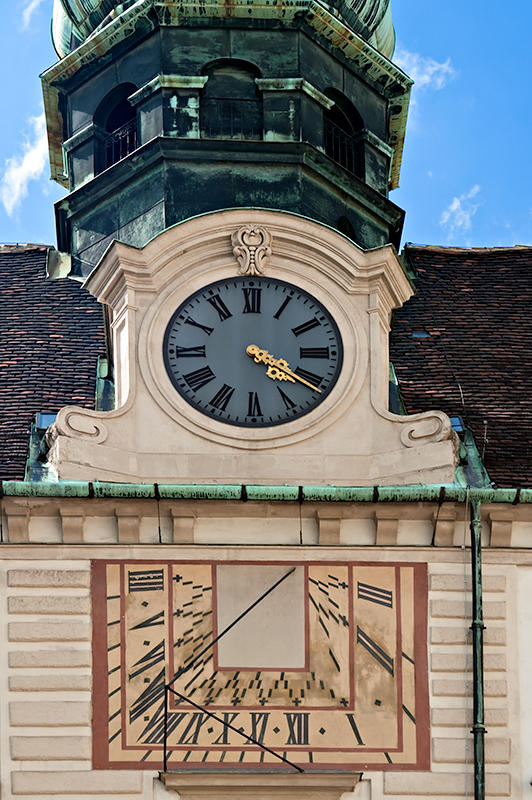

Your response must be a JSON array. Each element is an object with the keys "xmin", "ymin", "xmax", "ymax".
[{"xmin": 1, "ymin": 491, "xmax": 530, "ymax": 797}]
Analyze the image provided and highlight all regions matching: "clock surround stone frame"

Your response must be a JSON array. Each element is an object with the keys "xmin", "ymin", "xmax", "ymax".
[{"xmin": 47, "ymin": 208, "xmax": 458, "ymax": 485}]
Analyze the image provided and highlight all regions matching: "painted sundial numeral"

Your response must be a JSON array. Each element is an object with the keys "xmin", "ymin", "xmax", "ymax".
[
  {"xmin": 291, "ymin": 317, "xmax": 320, "ymax": 337},
  {"xmin": 177, "ymin": 712, "xmax": 210, "ymax": 744},
  {"xmin": 300, "ymin": 347, "xmax": 330, "ymax": 359},
  {"xmin": 357, "ymin": 581, "xmax": 393, "ymax": 608},
  {"xmin": 207, "ymin": 294, "xmax": 232, "ymax": 321},
  {"xmin": 345, "ymin": 713, "xmax": 364, "ymax": 745},
  {"xmin": 285, "ymin": 712, "xmax": 309, "ymax": 745},
  {"xmin": 183, "ymin": 366, "xmax": 216, "ymax": 391},
  {"xmin": 356, "ymin": 627, "xmax": 394, "ymax": 676},
  {"xmin": 128, "ymin": 640, "xmax": 165, "ymax": 680},
  {"xmin": 213, "ymin": 713, "xmax": 239, "ymax": 745},
  {"xmin": 129, "ymin": 668, "xmax": 166, "ymax": 723},
  {"xmin": 247, "ymin": 712, "xmax": 270, "ymax": 745},
  {"xmin": 175, "ymin": 345, "xmax": 206, "ymax": 358},
  {"xmin": 131, "ymin": 611, "xmax": 165, "ymax": 629},
  {"xmin": 242, "ymin": 287, "xmax": 262, "ymax": 314},
  {"xmin": 128, "ymin": 569, "xmax": 164, "ymax": 592}
]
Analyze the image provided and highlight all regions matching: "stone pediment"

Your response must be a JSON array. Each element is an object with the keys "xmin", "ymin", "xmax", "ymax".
[{"xmin": 47, "ymin": 209, "xmax": 457, "ymax": 485}]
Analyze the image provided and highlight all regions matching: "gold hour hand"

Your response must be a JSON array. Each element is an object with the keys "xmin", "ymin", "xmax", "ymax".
[{"xmin": 246, "ymin": 344, "xmax": 322, "ymax": 393}]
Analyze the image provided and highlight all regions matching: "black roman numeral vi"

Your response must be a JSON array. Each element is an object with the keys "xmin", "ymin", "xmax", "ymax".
[{"xmin": 247, "ymin": 392, "xmax": 262, "ymax": 416}]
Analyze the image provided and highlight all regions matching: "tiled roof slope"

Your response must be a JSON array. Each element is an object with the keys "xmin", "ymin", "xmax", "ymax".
[
  {"xmin": 391, "ymin": 245, "xmax": 532, "ymax": 488},
  {"xmin": 0, "ymin": 246, "xmax": 105, "ymax": 480}
]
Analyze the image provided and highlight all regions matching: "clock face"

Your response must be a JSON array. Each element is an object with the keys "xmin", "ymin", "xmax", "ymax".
[
  {"xmin": 162, "ymin": 277, "xmax": 343, "ymax": 426},
  {"xmin": 92, "ymin": 559, "xmax": 429, "ymax": 772}
]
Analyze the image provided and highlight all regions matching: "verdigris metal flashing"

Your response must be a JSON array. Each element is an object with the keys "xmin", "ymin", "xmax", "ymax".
[{"xmin": 2, "ymin": 481, "xmax": 530, "ymax": 504}]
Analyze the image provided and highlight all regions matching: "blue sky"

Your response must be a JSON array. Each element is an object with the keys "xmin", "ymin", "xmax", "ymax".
[{"xmin": 1, "ymin": 0, "xmax": 531, "ymax": 248}]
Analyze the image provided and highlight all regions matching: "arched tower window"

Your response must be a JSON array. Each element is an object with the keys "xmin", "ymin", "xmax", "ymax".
[
  {"xmin": 94, "ymin": 83, "xmax": 138, "ymax": 172},
  {"xmin": 323, "ymin": 90, "xmax": 364, "ymax": 179},
  {"xmin": 200, "ymin": 61, "xmax": 262, "ymax": 140}
]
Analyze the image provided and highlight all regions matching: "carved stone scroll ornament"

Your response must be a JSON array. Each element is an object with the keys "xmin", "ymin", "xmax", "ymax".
[
  {"xmin": 398, "ymin": 411, "xmax": 453, "ymax": 447},
  {"xmin": 231, "ymin": 225, "xmax": 272, "ymax": 275},
  {"xmin": 48, "ymin": 409, "xmax": 109, "ymax": 445}
]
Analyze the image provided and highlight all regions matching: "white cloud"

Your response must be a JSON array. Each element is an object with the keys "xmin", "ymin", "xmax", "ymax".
[
  {"xmin": 1, "ymin": 113, "xmax": 48, "ymax": 217},
  {"xmin": 394, "ymin": 49, "xmax": 457, "ymax": 93},
  {"xmin": 21, "ymin": 0, "xmax": 46, "ymax": 29},
  {"xmin": 440, "ymin": 185, "xmax": 481, "ymax": 236}
]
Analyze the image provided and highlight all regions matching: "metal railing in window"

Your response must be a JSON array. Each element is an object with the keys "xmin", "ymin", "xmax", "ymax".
[
  {"xmin": 103, "ymin": 118, "xmax": 138, "ymax": 169},
  {"xmin": 324, "ymin": 118, "xmax": 362, "ymax": 177},
  {"xmin": 200, "ymin": 99, "xmax": 262, "ymax": 140}
]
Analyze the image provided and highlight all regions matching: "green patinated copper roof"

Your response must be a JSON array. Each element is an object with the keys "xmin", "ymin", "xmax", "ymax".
[
  {"xmin": 52, "ymin": 0, "xmax": 395, "ymax": 58},
  {"xmin": 2, "ymin": 481, "xmax": 530, "ymax": 504}
]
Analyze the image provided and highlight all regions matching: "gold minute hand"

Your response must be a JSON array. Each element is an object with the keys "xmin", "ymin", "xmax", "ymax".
[{"xmin": 246, "ymin": 344, "xmax": 322, "ymax": 394}]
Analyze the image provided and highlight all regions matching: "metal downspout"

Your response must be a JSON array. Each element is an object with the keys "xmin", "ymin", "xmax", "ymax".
[{"xmin": 470, "ymin": 497, "xmax": 486, "ymax": 800}]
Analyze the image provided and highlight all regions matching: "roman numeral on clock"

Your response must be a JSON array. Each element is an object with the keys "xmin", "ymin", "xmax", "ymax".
[
  {"xmin": 207, "ymin": 294, "xmax": 232, "ymax": 321},
  {"xmin": 183, "ymin": 366, "xmax": 216, "ymax": 391},
  {"xmin": 175, "ymin": 345, "xmax": 206, "ymax": 358},
  {"xmin": 285, "ymin": 712, "xmax": 309, "ymax": 745},
  {"xmin": 209, "ymin": 384, "xmax": 235, "ymax": 411},
  {"xmin": 242, "ymin": 287, "xmax": 261, "ymax": 314},
  {"xmin": 273, "ymin": 295, "xmax": 292, "ymax": 319},
  {"xmin": 356, "ymin": 627, "xmax": 394, "ymax": 675},
  {"xmin": 247, "ymin": 391, "xmax": 262, "ymax": 416},
  {"xmin": 184, "ymin": 317, "xmax": 214, "ymax": 336},
  {"xmin": 291, "ymin": 317, "xmax": 320, "ymax": 337},
  {"xmin": 357, "ymin": 581, "xmax": 393, "ymax": 608},
  {"xmin": 277, "ymin": 387, "xmax": 296, "ymax": 410},
  {"xmin": 294, "ymin": 366, "xmax": 323, "ymax": 387},
  {"xmin": 300, "ymin": 347, "xmax": 329, "ymax": 359}
]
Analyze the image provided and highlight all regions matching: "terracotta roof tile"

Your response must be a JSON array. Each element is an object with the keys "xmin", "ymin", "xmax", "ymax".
[
  {"xmin": 0, "ymin": 246, "xmax": 105, "ymax": 480},
  {"xmin": 391, "ymin": 245, "xmax": 532, "ymax": 487}
]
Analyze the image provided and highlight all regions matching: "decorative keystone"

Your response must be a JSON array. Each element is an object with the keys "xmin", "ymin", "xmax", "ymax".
[{"xmin": 231, "ymin": 225, "xmax": 272, "ymax": 275}]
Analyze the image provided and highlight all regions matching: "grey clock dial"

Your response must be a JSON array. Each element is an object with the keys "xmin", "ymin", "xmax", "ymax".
[{"xmin": 163, "ymin": 276, "xmax": 343, "ymax": 427}]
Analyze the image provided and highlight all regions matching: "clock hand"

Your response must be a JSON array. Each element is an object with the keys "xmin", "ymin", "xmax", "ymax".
[
  {"xmin": 164, "ymin": 684, "xmax": 304, "ymax": 773},
  {"xmin": 246, "ymin": 344, "xmax": 322, "ymax": 393}
]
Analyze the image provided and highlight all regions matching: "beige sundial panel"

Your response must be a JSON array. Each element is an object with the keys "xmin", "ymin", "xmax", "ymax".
[{"xmin": 93, "ymin": 558, "xmax": 429, "ymax": 771}]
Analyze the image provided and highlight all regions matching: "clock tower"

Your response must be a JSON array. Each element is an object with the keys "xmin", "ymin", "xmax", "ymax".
[
  {"xmin": 34, "ymin": 0, "xmax": 456, "ymax": 796},
  {"xmin": 45, "ymin": 0, "xmax": 409, "ymax": 278}
]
